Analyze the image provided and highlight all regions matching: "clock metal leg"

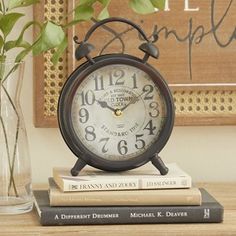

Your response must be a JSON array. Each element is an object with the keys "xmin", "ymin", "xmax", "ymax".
[
  {"xmin": 71, "ymin": 159, "xmax": 87, "ymax": 176},
  {"xmin": 151, "ymin": 154, "xmax": 169, "ymax": 175}
]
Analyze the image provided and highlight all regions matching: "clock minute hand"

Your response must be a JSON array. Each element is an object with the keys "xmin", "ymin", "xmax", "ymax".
[
  {"xmin": 120, "ymin": 92, "xmax": 145, "ymax": 112},
  {"xmin": 120, "ymin": 97, "xmax": 139, "ymax": 112},
  {"xmin": 96, "ymin": 100, "xmax": 116, "ymax": 112}
]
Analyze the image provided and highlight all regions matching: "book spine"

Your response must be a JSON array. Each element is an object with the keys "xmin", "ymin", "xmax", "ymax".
[
  {"xmin": 64, "ymin": 178, "xmax": 140, "ymax": 191},
  {"xmin": 63, "ymin": 176, "xmax": 191, "ymax": 192},
  {"xmin": 141, "ymin": 176, "xmax": 192, "ymax": 189},
  {"xmin": 40, "ymin": 205, "xmax": 223, "ymax": 226},
  {"xmin": 49, "ymin": 188, "xmax": 201, "ymax": 206}
]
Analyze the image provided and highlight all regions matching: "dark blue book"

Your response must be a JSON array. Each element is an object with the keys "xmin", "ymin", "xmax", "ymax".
[{"xmin": 33, "ymin": 188, "xmax": 223, "ymax": 225}]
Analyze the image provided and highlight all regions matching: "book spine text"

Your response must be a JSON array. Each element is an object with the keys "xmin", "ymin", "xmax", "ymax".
[
  {"xmin": 63, "ymin": 176, "xmax": 191, "ymax": 192},
  {"xmin": 41, "ymin": 205, "xmax": 223, "ymax": 225}
]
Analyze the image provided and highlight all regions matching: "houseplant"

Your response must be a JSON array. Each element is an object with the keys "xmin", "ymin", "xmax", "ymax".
[{"xmin": 0, "ymin": 0, "xmax": 165, "ymax": 214}]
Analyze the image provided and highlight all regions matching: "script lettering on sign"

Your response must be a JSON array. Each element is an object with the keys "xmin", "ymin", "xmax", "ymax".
[
  {"xmin": 70, "ymin": 0, "xmax": 236, "ymax": 87},
  {"xmin": 155, "ymin": 0, "xmax": 236, "ymax": 82}
]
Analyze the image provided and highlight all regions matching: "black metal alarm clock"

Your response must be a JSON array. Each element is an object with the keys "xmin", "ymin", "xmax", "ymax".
[{"xmin": 58, "ymin": 17, "xmax": 175, "ymax": 176}]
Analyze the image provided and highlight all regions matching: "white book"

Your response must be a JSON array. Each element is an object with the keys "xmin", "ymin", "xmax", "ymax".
[{"xmin": 53, "ymin": 163, "xmax": 192, "ymax": 192}]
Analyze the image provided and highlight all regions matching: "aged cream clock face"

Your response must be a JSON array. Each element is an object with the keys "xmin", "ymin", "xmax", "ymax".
[{"xmin": 71, "ymin": 64, "xmax": 167, "ymax": 161}]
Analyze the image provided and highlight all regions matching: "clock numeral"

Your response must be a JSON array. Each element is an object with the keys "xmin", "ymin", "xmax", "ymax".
[
  {"xmin": 149, "ymin": 102, "xmax": 160, "ymax": 118},
  {"xmin": 99, "ymin": 138, "xmax": 109, "ymax": 153},
  {"xmin": 109, "ymin": 69, "xmax": 125, "ymax": 86},
  {"xmin": 117, "ymin": 140, "xmax": 128, "ymax": 155},
  {"xmin": 85, "ymin": 126, "xmax": 96, "ymax": 141},
  {"xmin": 144, "ymin": 120, "xmax": 156, "ymax": 135},
  {"xmin": 79, "ymin": 108, "xmax": 89, "ymax": 123},
  {"xmin": 80, "ymin": 90, "xmax": 95, "ymax": 106},
  {"xmin": 135, "ymin": 134, "xmax": 145, "ymax": 149},
  {"xmin": 143, "ymin": 85, "xmax": 154, "ymax": 100},
  {"xmin": 94, "ymin": 75, "xmax": 104, "ymax": 91},
  {"xmin": 132, "ymin": 73, "xmax": 138, "ymax": 89}
]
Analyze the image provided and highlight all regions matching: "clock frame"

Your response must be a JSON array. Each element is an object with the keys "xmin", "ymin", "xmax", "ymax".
[{"xmin": 57, "ymin": 17, "xmax": 175, "ymax": 176}]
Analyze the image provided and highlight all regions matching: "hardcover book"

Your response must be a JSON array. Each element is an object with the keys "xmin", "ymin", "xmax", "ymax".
[
  {"xmin": 33, "ymin": 189, "xmax": 224, "ymax": 225},
  {"xmin": 48, "ymin": 178, "xmax": 201, "ymax": 206},
  {"xmin": 53, "ymin": 163, "xmax": 191, "ymax": 192}
]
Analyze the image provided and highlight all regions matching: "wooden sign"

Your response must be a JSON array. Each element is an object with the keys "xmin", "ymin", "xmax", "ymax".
[
  {"xmin": 33, "ymin": 0, "xmax": 236, "ymax": 127},
  {"xmin": 68, "ymin": 0, "xmax": 236, "ymax": 87}
]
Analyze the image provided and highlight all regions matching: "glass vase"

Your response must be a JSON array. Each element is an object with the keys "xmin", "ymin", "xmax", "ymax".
[{"xmin": 0, "ymin": 60, "xmax": 33, "ymax": 214}]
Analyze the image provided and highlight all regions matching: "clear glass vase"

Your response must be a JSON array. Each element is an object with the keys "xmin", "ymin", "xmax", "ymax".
[{"xmin": 0, "ymin": 60, "xmax": 33, "ymax": 214}]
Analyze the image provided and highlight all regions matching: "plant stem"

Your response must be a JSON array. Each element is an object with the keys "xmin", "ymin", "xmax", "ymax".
[
  {"xmin": 0, "ymin": 63, "xmax": 20, "ymax": 197},
  {"xmin": 0, "ymin": 30, "xmax": 6, "ymax": 60},
  {"xmin": 2, "ymin": 64, "xmax": 19, "ymax": 84},
  {"xmin": 0, "ymin": 78, "xmax": 18, "ymax": 197},
  {"xmin": 1, "ymin": 0, "xmax": 6, "ymax": 14},
  {"xmin": 2, "ymin": 83, "xmax": 20, "ymax": 195},
  {"xmin": 0, "ymin": 116, "xmax": 18, "ymax": 197}
]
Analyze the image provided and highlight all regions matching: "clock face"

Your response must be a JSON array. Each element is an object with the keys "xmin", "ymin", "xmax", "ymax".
[{"xmin": 70, "ymin": 63, "xmax": 167, "ymax": 161}]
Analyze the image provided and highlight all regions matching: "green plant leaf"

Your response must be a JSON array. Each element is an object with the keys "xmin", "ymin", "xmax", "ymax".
[
  {"xmin": 0, "ymin": 13, "xmax": 24, "ymax": 36},
  {"xmin": 150, "ymin": 0, "xmax": 165, "ymax": 10},
  {"xmin": 129, "ymin": 0, "xmax": 156, "ymax": 14},
  {"xmin": 16, "ymin": 21, "xmax": 41, "ymax": 45},
  {"xmin": 98, "ymin": 0, "xmax": 110, "ymax": 5},
  {"xmin": 4, "ymin": 21, "xmax": 40, "ymax": 53},
  {"xmin": 0, "ymin": 35, "xmax": 3, "ymax": 50},
  {"xmin": 0, "ymin": 58, "xmax": 6, "ymax": 80},
  {"xmin": 32, "ymin": 21, "xmax": 65, "ymax": 55},
  {"xmin": 64, "ymin": 0, "xmax": 95, "ymax": 28},
  {"xmin": 8, "ymin": 0, "xmax": 40, "ymax": 10},
  {"xmin": 74, "ymin": 4, "xmax": 94, "ymax": 21},
  {"xmin": 97, "ymin": 6, "xmax": 109, "ymax": 20},
  {"xmin": 0, "ymin": 2, "xmax": 2, "ymax": 12},
  {"xmin": 0, "ymin": 55, "xmax": 6, "ymax": 61},
  {"xmin": 5, "ymin": 40, "xmax": 31, "ymax": 51},
  {"xmin": 97, "ymin": 0, "xmax": 111, "ymax": 20},
  {"xmin": 63, "ymin": 19, "xmax": 83, "ymax": 29},
  {"xmin": 51, "ymin": 36, "xmax": 67, "ymax": 65},
  {"xmin": 79, "ymin": 0, "xmax": 96, "ymax": 6},
  {"xmin": 42, "ymin": 22, "xmax": 65, "ymax": 47}
]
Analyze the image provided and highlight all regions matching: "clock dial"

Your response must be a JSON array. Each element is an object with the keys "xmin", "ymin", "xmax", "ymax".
[{"xmin": 71, "ymin": 64, "xmax": 167, "ymax": 161}]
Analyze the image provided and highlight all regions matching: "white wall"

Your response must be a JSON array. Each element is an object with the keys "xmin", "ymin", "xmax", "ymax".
[{"xmin": 19, "ymin": 6, "xmax": 236, "ymax": 184}]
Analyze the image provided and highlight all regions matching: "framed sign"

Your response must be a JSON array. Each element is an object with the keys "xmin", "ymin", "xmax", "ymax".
[{"xmin": 33, "ymin": 0, "xmax": 236, "ymax": 127}]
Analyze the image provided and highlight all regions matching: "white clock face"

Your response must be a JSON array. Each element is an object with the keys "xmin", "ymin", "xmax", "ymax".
[{"xmin": 71, "ymin": 64, "xmax": 167, "ymax": 161}]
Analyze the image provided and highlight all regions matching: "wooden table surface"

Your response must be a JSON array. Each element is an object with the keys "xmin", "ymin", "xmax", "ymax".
[{"xmin": 0, "ymin": 183, "xmax": 235, "ymax": 236}]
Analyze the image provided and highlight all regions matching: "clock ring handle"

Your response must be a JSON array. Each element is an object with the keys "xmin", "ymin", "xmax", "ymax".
[
  {"xmin": 83, "ymin": 17, "xmax": 149, "ymax": 42},
  {"xmin": 74, "ymin": 17, "xmax": 159, "ymax": 62}
]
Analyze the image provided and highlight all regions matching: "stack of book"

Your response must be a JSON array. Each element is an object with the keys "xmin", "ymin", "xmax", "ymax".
[{"xmin": 33, "ymin": 163, "xmax": 223, "ymax": 225}]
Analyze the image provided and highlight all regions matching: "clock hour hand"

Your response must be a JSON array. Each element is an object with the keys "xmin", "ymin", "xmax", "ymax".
[{"xmin": 96, "ymin": 100, "xmax": 116, "ymax": 112}]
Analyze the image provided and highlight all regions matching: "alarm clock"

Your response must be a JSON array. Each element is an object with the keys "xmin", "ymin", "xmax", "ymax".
[{"xmin": 58, "ymin": 17, "xmax": 175, "ymax": 176}]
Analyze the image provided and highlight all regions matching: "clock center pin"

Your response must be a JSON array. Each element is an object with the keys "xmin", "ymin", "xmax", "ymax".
[{"xmin": 114, "ymin": 109, "xmax": 122, "ymax": 117}]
